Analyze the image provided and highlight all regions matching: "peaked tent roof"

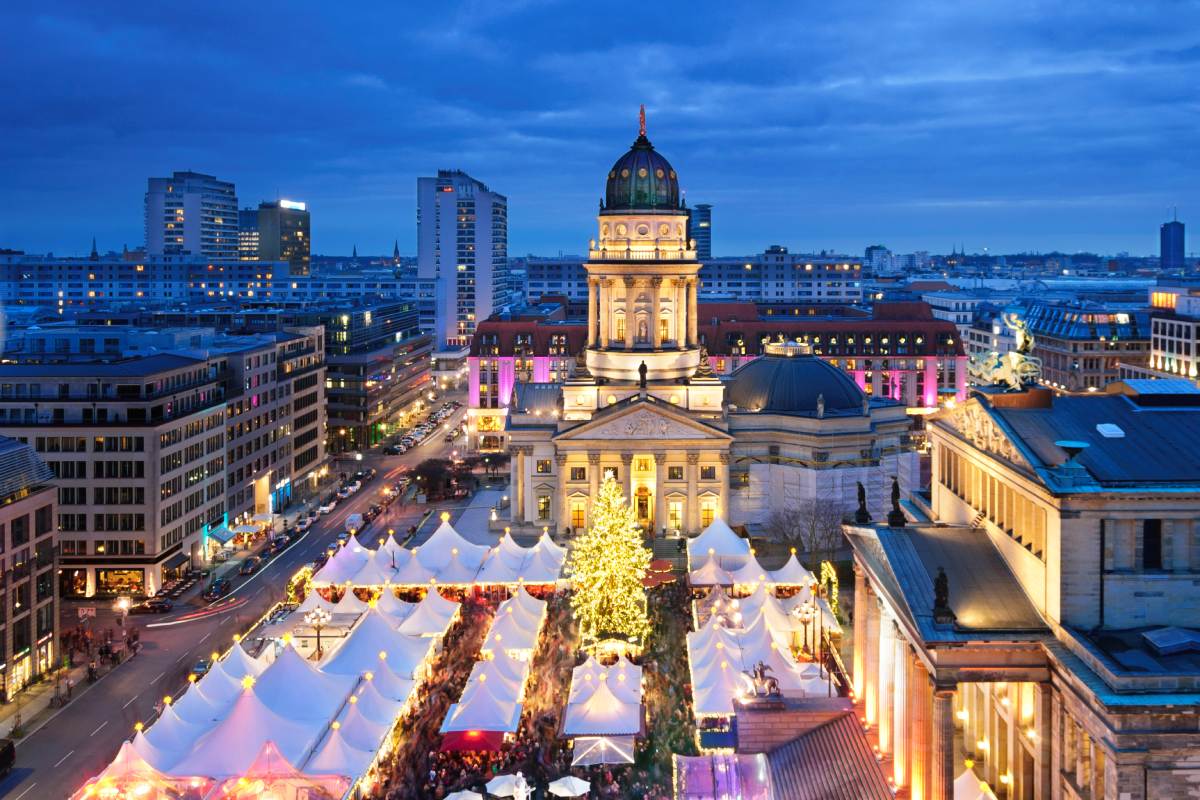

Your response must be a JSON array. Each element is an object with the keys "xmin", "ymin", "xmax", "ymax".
[
  {"xmin": 397, "ymin": 589, "xmax": 460, "ymax": 636},
  {"xmin": 296, "ymin": 591, "xmax": 336, "ymax": 616},
  {"xmin": 688, "ymin": 518, "xmax": 750, "ymax": 562},
  {"xmin": 688, "ymin": 555, "xmax": 734, "ymax": 587},
  {"xmin": 144, "ymin": 703, "xmax": 215, "ymax": 755},
  {"xmin": 335, "ymin": 701, "xmax": 391, "ymax": 752},
  {"xmin": 217, "ymin": 642, "xmax": 265, "ymax": 680},
  {"xmin": 415, "ymin": 520, "xmax": 491, "ymax": 572},
  {"xmin": 562, "ymin": 675, "xmax": 642, "ymax": 736},
  {"xmin": 253, "ymin": 643, "xmax": 356, "ymax": 721},
  {"xmin": 332, "ymin": 587, "xmax": 370, "ymax": 616},
  {"xmin": 769, "ymin": 553, "xmax": 816, "ymax": 587},
  {"xmin": 313, "ymin": 544, "xmax": 372, "ymax": 585},
  {"xmin": 373, "ymin": 589, "xmax": 418, "ymax": 621},
  {"xmin": 304, "ymin": 728, "xmax": 375, "ymax": 779}
]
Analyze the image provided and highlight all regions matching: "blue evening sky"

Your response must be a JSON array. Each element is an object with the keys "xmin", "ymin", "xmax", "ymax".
[{"xmin": 1, "ymin": 1, "xmax": 1197, "ymax": 258}]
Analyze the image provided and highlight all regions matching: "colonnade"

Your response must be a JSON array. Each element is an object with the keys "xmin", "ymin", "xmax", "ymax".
[
  {"xmin": 586, "ymin": 275, "xmax": 699, "ymax": 350},
  {"xmin": 853, "ymin": 564, "xmax": 1053, "ymax": 800}
]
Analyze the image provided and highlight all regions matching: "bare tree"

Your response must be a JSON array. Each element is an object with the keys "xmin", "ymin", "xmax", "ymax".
[{"xmin": 764, "ymin": 493, "xmax": 849, "ymax": 566}]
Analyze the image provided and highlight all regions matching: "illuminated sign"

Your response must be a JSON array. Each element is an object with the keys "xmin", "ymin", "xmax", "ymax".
[{"xmin": 279, "ymin": 199, "xmax": 306, "ymax": 211}]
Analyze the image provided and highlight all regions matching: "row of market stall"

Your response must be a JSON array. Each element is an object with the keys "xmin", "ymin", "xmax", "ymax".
[
  {"xmin": 312, "ymin": 519, "xmax": 566, "ymax": 588},
  {"xmin": 439, "ymin": 588, "xmax": 548, "ymax": 750},
  {"xmin": 74, "ymin": 588, "xmax": 462, "ymax": 800},
  {"xmin": 682, "ymin": 519, "xmax": 842, "ymax": 751},
  {"xmin": 561, "ymin": 655, "xmax": 644, "ymax": 767}
]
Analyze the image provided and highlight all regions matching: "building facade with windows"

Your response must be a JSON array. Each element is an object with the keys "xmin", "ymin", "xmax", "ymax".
[
  {"xmin": 238, "ymin": 200, "xmax": 311, "ymax": 275},
  {"xmin": 0, "ymin": 355, "xmax": 226, "ymax": 598},
  {"xmin": 848, "ymin": 380, "xmax": 1200, "ymax": 800},
  {"xmin": 0, "ymin": 439, "xmax": 58, "ymax": 703},
  {"xmin": 416, "ymin": 170, "xmax": 509, "ymax": 350},
  {"xmin": 145, "ymin": 171, "xmax": 239, "ymax": 261},
  {"xmin": 1023, "ymin": 302, "xmax": 1150, "ymax": 392}
]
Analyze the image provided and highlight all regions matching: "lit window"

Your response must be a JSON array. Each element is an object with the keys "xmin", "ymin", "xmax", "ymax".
[{"xmin": 537, "ymin": 496, "xmax": 551, "ymax": 520}]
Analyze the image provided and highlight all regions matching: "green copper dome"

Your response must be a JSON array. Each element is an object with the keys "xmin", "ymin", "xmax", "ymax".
[{"xmin": 603, "ymin": 110, "xmax": 682, "ymax": 213}]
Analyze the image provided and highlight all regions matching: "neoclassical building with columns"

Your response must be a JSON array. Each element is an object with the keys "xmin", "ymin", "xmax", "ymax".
[
  {"xmin": 502, "ymin": 120, "xmax": 919, "ymax": 534},
  {"xmin": 848, "ymin": 380, "xmax": 1200, "ymax": 800}
]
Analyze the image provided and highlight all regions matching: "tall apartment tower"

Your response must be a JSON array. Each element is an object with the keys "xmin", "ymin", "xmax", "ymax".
[
  {"xmin": 239, "ymin": 200, "xmax": 311, "ymax": 275},
  {"xmin": 1161, "ymin": 216, "xmax": 1185, "ymax": 271},
  {"xmin": 689, "ymin": 203, "xmax": 713, "ymax": 259},
  {"xmin": 416, "ymin": 170, "xmax": 508, "ymax": 350},
  {"xmin": 145, "ymin": 171, "xmax": 239, "ymax": 261}
]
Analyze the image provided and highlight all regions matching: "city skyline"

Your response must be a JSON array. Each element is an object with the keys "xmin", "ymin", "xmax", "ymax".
[{"xmin": 3, "ymin": 2, "xmax": 1199, "ymax": 258}]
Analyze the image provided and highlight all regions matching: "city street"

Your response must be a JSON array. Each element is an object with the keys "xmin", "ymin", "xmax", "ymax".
[{"xmin": 0, "ymin": 402, "xmax": 477, "ymax": 800}]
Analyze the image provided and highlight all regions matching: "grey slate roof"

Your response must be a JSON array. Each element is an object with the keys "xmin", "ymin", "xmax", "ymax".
[
  {"xmin": 767, "ymin": 712, "xmax": 892, "ymax": 800},
  {"xmin": 0, "ymin": 353, "xmax": 202, "ymax": 378},
  {"xmin": 992, "ymin": 395, "xmax": 1200, "ymax": 487},
  {"xmin": 848, "ymin": 524, "xmax": 1048, "ymax": 644},
  {"xmin": 0, "ymin": 437, "xmax": 53, "ymax": 504}
]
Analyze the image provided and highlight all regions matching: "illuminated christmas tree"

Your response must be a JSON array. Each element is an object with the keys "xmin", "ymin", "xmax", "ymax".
[{"xmin": 568, "ymin": 474, "xmax": 652, "ymax": 646}]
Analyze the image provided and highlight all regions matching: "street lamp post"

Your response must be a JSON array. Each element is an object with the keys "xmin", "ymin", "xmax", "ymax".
[{"xmin": 304, "ymin": 606, "xmax": 332, "ymax": 660}]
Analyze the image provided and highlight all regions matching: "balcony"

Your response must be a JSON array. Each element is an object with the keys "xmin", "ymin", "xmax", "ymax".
[{"xmin": 588, "ymin": 247, "xmax": 697, "ymax": 262}]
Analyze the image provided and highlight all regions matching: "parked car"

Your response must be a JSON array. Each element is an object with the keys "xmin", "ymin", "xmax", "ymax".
[
  {"xmin": 130, "ymin": 597, "xmax": 173, "ymax": 614},
  {"xmin": 238, "ymin": 557, "xmax": 261, "ymax": 575},
  {"xmin": 319, "ymin": 500, "xmax": 337, "ymax": 514},
  {"xmin": 383, "ymin": 445, "xmax": 402, "ymax": 455},
  {"xmin": 203, "ymin": 578, "xmax": 232, "ymax": 602}
]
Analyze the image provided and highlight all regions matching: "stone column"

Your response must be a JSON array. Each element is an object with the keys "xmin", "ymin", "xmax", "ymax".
[
  {"xmin": 598, "ymin": 279, "xmax": 610, "ymax": 347},
  {"xmin": 588, "ymin": 451, "xmax": 601, "ymax": 499},
  {"xmin": 654, "ymin": 452, "xmax": 667, "ymax": 534},
  {"xmin": 620, "ymin": 452, "xmax": 634, "ymax": 504},
  {"xmin": 1033, "ymin": 683, "xmax": 1053, "ymax": 800},
  {"xmin": 892, "ymin": 628, "xmax": 909, "ymax": 788},
  {"xmin": 687, "ymin": 277, "xmax": 699, "ymax": 346},
  {"xmin": 932, "ymin": 688, "xmax": 957, "ymax": 800},
  {"xmin": 864, "ymin": 587, "xmax": 880, "ymax": 726},
  {"xmin": 511, "ymin": 447, "xmax": 525, "ymax": 523},
  {"xmin": 675, "ymin": 279, "xmax": 686, "ymax": 347},
  {"xmin": 1050, "ymin": 690, "xmax": 1064, "ymax": 800},
  {"xmin": 587, "ymin": 278, "xmax": 598, "ymax": 347},
  {"xmin": 877, "ymin": 603, "xmax": 895, "ymax": 754},
  {"xmin": 852, "ymin": 564, "xmax": 867, "ymax": 700},
  {"xmin": 718, "ymin": 452, "xmax": 730, "ymax": 522},
  {"xmin": 686, "ymin": 453, "xmax": 699, "ymax": 532},
  {"xmin": 908, "ymin": 654, "xmax": 932, "ymax": 800},
  {"xmin": 556, "ymin": 453, "xmax": 569, "ymax": 532},
  {"xmin": 623, "ymin": 278, "xmax": 636, "ymax": 349},
  {"xmin": 650, "ymin": 278, "xmax": 662, "ymax": 348}
]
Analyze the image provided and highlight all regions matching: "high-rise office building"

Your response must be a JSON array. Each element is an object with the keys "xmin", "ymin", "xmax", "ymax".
[
  {"xmin": 417, "ymin": 170, "xmax": 508, "ymax": 349},
  {"xmin": 1162, "ymin": 216, "xmax": 1185, "ymax": 271},
  {"xmin": 690, "ymin": 203, "xmax": 712, "ymax": 259},
  {"xmin": 239, "ymin": 200, "xmax": 311, "ymax": 275},
  {"xmin": 144, "ymin": 171, "xmax": 239, "ymax": 261}
]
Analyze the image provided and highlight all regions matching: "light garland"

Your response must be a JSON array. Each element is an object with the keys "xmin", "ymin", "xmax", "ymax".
[{"xmin": 567, "ymin": 475, "xmax": 652, "ymax": 646}]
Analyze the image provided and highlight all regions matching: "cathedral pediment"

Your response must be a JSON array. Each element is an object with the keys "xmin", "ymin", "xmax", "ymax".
[{"xmin": 554, "ymin": 400, "xmax": 732, "ymax": 444}]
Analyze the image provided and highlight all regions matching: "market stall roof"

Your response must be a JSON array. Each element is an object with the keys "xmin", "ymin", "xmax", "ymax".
[
  {"xmin": 296, "ymin": 591, "xmax": 336, "ymax": 616},
  {"xmin": 321, "ymin": 608, "xmax": 424, "ymax": 677},
  {"xmin": 217, "ymin": 642, "xmax": 265, "ymax": 680},
  {"xmin": 726, "ymin": 557, "xmax": 771, "ymax": 587},
  {"xmin": 304, "ymin": 727, "xmax": 374, "ymax": 779},
  {"xmin": 332, "ymin": 587, "xmax": 370, "ymax": 617},
  {"xmin": 335, "ymin": 701, "xmax": 390, "ymax": 752},
  {"xmin": 393, "ymin": 552, "xmax": 436, "ymax": 585},
  {"xmin": 562, "ymin": 677, "xmax": 642, "ymax": 736},
  {"xmin": 349, "ymin": 556, "xmax": 394, "ymax": 587},
  {"xmin": 373, "ymin": 588, "xmax": 417, "ymax": 622},
  {"xmin": 568, "ymin": 656, "xmax": 643, "ymax": 707},
  {"xmin": 131, "ymin": 730, "xmax": 177, "ymax": 772},
  {"xmin": 572, "ymin": 735, "xmax": 635, "ymax": 767},
  {"xmin": 688, "ymin": 554, "xmax": 734, "ymax": 587},
  {"xmin": 687, "ymin": 518, "xmax": 750, "ymax": 562},
  {"xmin": 397, "ymin": 590, "xmax": 460, "ymax": 636},
  {"xmin": 166, "ymin": 687, "xmax": 323, "ymax": 777},
  {"xmin": 690, "ymin": 657, "xmax": 748, "ymax": 717},
  {"xmin": 231, "ymin": 740, "xmax": 352, "ymax": 800},
  {"xmin": 441, "ymin": 687, "xmax": 522, "ymax": 735},
  {"xmin": 769, "ymin": 552, "xmax": 816, "ymax": 587},
  {"xmin": 348, "ymin": 677, "xmax": 404, "ymax": 726},
  {"xmin": 253, "ymin": 643, "xmax": 356, "ymax": 722},
  {"xmin": 313, "ymin": 545, "xmax": 372, "ymax": 586},
  {"xmin": 415, "ymin": 520, "xmax": 491, "ymax": 573},
  {"xmin": 72, "ymin": 740, "xmax": 211, "ymax": 800},
  {"xmin": 170, "ymin": 681, "xmax": 232, "ymax": 727},
  {"xmin": 144, "ymin": 703, "xmax": 214, "ymax": 755}
]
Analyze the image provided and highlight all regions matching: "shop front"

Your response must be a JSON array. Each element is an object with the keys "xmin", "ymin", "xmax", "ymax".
[
  {"xmin": 60, "ymin": 567, "xmax": 88, "ymax": 599},
  {"xmin": 95, "ymin": 568, "xmax": 145, "ymax": 597}
]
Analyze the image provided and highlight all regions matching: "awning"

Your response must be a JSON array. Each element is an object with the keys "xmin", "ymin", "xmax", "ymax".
[
  {"xmin": 163, "ymin": 552, "xmax": 190, "ymax": 570},
  {"xmin": 208, "ymin": 526, "xmax": 236, "ymax": 545}
]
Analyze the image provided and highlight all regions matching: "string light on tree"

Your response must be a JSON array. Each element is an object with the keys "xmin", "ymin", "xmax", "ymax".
[{"xmin": 567, "ymin": 475, "xmax": 652, "ymax": 648}]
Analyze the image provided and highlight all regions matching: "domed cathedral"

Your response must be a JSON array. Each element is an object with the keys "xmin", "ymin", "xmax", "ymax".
[{"xmin": 505, "ymin": 110, "xmax": 918, "ymax": 535}]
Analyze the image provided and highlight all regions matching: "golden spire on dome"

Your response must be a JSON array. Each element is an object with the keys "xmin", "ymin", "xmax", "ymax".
[{"xmin": 638, "ymin": 104, "xmax": 646, "ymax": 137}]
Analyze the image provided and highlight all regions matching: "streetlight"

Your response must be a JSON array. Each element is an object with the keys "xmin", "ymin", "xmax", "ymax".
[
  {"xmin": 304, "ymin": 606, "xmax": 332, "ymax": 659},
  {"xmin": 794, "ymin": 601, "xmax": 816, "ymax": 659},
  {"xmin": 115, "ymin": 596, "xmax": 131, "ymax": 630}
]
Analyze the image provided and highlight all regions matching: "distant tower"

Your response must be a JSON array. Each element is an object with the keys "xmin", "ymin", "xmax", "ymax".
[
  {"xmin": 689, "ymin": 204, "xmax": 713, "ymax": 259},
  {"xmin": 393, "ymin": 240, "xmax": 400, "ymax": 265},
  {"xmin": 352, "ymin": 244, "xmax": 358, "ymax": 259},
  {"xmin": 1161, "ymin": 212, "xmax": 1185, "ymax": 271},
  {"xmin": 144, "ymin": 170, "xmax": 238, "ymax": 260},
  {"xmin": 89, "ymin": 236, "xmax": 99, "ymax": 261}
]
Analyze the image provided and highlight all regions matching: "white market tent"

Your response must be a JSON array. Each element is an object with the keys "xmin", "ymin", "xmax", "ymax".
[
  {"xmin": 304, "ymin": 727, "xmax": 375, "ymax": 779},
  {"xmin": 332, "ymin": 587, "xmax": 370, "ymax": 618},
  {"xmin": 687, "ymin": 519, "xmax": 750, "ymax": 564},
  {"xmin": 768, "ymin": 552, "xmax": 816, "ymax": 587},
  {"xmin": 688, "ymin": 554, "xmax": 735, "ymax": 587},
  {"xmin": 373, "ymin": 588, "xmax": 418, "ymax": 622},
  {"xmin": 320, "ymin": 608, "xmax": 433, "ymax": 688},
  {"xmin": 310, "ymin": 518, "xmax": 565, "ymax": 588},
  {"xmin": 955, "ymin": 769, "xmax": 1000, "ymax": 800},
  {"xmin": 397, "ymin": 589, "xmax": 461, "ymax": 636},
  {"xmin": 562, "ymin": 674, "xmax": 641, "ymax": 737},
  {"xmin": 254, "ymin": 643, "xmax": 357, "ymax": 722},
  {"xmin": 295, "ymin": 591, "xmax": 336, "ymax": 616},
  {"xmin": 480, "ymin": 590, "xmax": 547, "ymax": 658}
]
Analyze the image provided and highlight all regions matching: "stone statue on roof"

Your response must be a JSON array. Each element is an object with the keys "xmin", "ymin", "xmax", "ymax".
[{"xmin": 932, "ymin": 565, "xmax": 956, "ymax": 625}]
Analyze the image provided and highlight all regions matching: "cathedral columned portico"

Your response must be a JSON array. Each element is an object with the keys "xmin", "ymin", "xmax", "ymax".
[{"xmin": 504, "ymin": 110, "xmax": 919, "ymax": 536}]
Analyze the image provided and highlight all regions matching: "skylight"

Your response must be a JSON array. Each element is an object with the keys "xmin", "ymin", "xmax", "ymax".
[{"xmin": 1096, "ymin": 423, "xmax": 1125, "ymax": 438}]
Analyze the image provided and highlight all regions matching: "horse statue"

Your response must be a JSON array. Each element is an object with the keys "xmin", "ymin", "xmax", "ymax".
[
  {"xmin": 967, "ymin": 313, "xmax": 1043, "ymax": 391},
  {"xmin": 741, "ymin": 660, "xmax": 781, "ymax": 698}
]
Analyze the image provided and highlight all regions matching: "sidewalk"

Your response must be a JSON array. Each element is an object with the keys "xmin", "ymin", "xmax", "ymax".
[{"xmin": 0, "ymin": 645, "xmax": 135, "ymax": 741}]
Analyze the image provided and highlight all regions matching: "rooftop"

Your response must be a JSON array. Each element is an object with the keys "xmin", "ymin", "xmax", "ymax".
[{"xmin": 0, "ymin": 353, "xmax": 204, "ymax": 378}]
